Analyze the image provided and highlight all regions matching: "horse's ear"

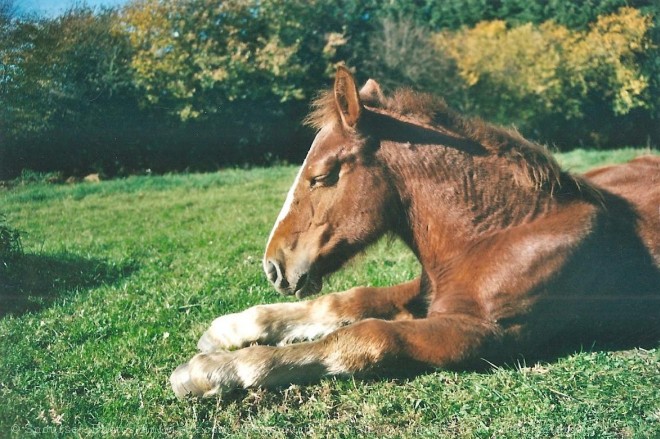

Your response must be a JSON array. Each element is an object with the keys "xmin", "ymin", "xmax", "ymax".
[
  {"xmin": 334, "ymin": 66, "xmax": 362, "ymax": 129},
  {"xmin": 359, "ymin": 79, "xmax": 384, "ymax": 107}
]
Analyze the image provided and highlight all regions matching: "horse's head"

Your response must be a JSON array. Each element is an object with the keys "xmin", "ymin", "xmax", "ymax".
[{"xmin": 263, "ymin": 67, "xmax": 395, "ymax": 298}]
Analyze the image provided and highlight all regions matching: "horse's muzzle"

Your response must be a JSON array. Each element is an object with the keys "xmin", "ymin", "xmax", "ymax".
[{"xmin": 263, "ymin": 257, "xmax": 322, "ymax": 299}]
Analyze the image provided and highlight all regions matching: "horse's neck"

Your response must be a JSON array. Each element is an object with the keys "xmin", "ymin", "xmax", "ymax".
[{"xmin": 380, "ymin": 143, "xmax": 557, "ymax": 261}]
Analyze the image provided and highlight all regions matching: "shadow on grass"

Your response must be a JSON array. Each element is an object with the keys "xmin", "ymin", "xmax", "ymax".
[{"xmin": 0, "ymin": 252, "xmax": 136, "ymax": 317}]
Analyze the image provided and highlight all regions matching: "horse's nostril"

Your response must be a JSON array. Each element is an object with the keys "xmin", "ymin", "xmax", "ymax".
[
  {"xmin": 294, "ymin": 273, "xmax": 309, "ymax": 293},
  {"xmin": 265, "ymin": 259, "xmax": 282, "ymax": 285}
]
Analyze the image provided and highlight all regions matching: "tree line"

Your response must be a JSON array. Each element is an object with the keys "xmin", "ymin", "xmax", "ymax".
[{"xmin": 0, "ymin": 0, "xmax": 657, "ymax": 179}]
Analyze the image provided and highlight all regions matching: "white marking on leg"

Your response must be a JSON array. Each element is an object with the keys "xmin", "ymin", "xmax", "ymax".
[
  {"xmin": 234, "ymin": 359, "xmax": 264, "ymax": 388},
  {"xmin": 276, "ymin": 295, "xmax": 351, "ymax": 344},
  {"xmin": 324, "ymin": 349, "xmax": 349, "ymax": 375},
  {"xmin": 277, "ymin": 322, "xmax": 343, "ymax": 345},
  {"xmin": 198, "ymin": 294, "xmax": 355, "ymax": 352},
  {"xmin": 198, "ymin": 307, "xmax": 267, "ymax": 352}
]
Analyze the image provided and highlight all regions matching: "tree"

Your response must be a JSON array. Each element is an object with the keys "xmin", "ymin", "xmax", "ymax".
[
  {"xmin": 434, "ymin": 7, "xmax": 654, "ymax": 147},
  {"xmin": 0, "ymin": 6, "xmax": 142, "ymax": 177},
  {"xmin": 119, "ymin": 0, "xmax": 383, "ymax": 121},
  {"xmin": 361, "ymin": 14, "xmax": 464, "ymax": 105},
  {"xmin": 117, "ymin": 0, "xmax": 387, "ymax": 165},
  {"xmin": 122, "ymin": 0, "xmax": 309, "ymax": 121},
  {"xmin": 408, "ymin": 0, "xmax": 654, "ymax": 30}
]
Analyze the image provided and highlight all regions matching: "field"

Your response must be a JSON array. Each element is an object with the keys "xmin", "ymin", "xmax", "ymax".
[{"xmin": 1, "ymin": 148, "xmax": 659, "ymax": 438}]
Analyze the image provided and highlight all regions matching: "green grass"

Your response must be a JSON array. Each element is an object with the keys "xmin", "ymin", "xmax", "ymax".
[
  {"xmin": 554, "ymin": 147, "xmax": 658, "ymax": 174},
  {"xmin": 1, "ymin": 149, "xmax": 658, "ymax": 438}
]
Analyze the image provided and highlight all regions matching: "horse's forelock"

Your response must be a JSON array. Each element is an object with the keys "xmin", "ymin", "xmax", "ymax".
[{"xmin": 304, "ymin": 91, "xmax": 340, "ymax": 131}]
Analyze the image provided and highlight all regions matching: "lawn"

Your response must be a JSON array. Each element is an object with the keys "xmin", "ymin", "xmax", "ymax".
[{"xmin": 1, "ymin": 148, "xmax": 658, "ymax": 438}]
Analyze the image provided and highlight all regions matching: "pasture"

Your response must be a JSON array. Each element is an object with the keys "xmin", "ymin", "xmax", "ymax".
[{"xmin": 1, "ymin": 148, "xmax": 658, "ymax": 438}]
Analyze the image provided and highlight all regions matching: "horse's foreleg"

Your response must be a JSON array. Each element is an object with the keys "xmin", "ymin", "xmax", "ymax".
[
  {"xmin": 171, "ymin": 314, "xmax": 494, "ymax": 398},
  {"xmin": 196, "ymin": 279, "xmax": 422, "ymax": 352}
]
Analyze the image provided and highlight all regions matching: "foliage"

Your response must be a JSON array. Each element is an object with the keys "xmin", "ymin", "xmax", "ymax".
[
  {"xmin": 122, "ymin": 0, "xmax": 306, "ymax": 121},
  {"xmin": 0, "ymin": 1, "xmax": 658, "ymax": 178},
  {"xmin": 407, "ymin": 0, "xmax": 655, "ymax": 30},
  {"xmin": 0, "ymin": 6, "xmax": 144, "ymax": 177},
  {"xmin": 118, "ymin": 0, "xmax": 404, "ymax": 122},
  {"xmin": 360, "ymin": 15, "xmax": 463, "ymax": 102},
  {"xmin": 434, "ymin": 7, "xmax": 654, "ymax": 147},
  {"xmin": 108, "ymin": 0, "xmax": 382, "ymax": 172},
  {"xmin": 3, "ymin": 9, "xmax": 132, "ymax": 134},
  {"xmin": 0, "ymin": 149, "xmax": 658, "ymax": 437},
  {"xmin": 0, "ymin": 213, "xmax": 22, "ymax": 270}
]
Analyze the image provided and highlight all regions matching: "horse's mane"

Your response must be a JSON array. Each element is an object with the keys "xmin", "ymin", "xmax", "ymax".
[{"xmin": 306, "ymin": 88, "xmax": 597, "ymax": 198}]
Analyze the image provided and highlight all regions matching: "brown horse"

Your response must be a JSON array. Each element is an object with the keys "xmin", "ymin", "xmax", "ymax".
[{"xmin": 171, "ymin": 67, "xmax": 660, "ymax": 398}]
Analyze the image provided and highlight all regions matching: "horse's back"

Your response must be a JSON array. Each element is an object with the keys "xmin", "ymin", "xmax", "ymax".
[
  {"xmin": 585, "ymin": 155, "xmax": 660, "ymax": 263},
  {"xmin": 545, "ymin": 155, "xmax": 660, "ymax": 349},
  {"xmin": 585, "ymin": 155, "xmax": 660, "ymax": 194}
]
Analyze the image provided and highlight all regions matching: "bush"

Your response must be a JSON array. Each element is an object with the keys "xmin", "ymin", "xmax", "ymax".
[
  {"xmin": 0, "ymin": 6, "xmax": 143, "ymax": 179},
  {"xmin": 434, "ymin": 7, "xmax": 655, "ymax": 148},
  {"xmin": 361, "ymin": 16, "xmax": 463, "ymax": 98},
  {"xmin": 0, "ymin": 2, "xmax": 657, "ymax": 179},
  {"xmin": 0, "ymin": 213, "xmax": 22, "ymax": 271},
  {"xmin": 416, "ymin": 0, "xmax": 654, "ymax": 30}
]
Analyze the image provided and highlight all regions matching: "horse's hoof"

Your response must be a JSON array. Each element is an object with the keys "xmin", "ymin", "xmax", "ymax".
[{"xmin": 170, "ymin": 363, "xmax": 196, "ymax": 398}]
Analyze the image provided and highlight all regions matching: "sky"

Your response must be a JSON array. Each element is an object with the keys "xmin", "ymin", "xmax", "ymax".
[{"xmin": 17, "ymin": 0, "xmax": 130, "ymax": 16}]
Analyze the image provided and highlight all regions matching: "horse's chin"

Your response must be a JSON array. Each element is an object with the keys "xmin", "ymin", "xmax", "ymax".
[{"xmin": 294, "ymin": 275, "xmax": 323, "ymax": 299}]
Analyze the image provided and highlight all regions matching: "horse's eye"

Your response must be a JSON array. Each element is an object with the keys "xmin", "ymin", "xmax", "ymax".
[
  {"xmin": 310, "ymin": 174, "xmax": 331, "ymax": 188},
  {"xmin": 310, "ymin": 166, "xmax": 340, "ymax": 188}
]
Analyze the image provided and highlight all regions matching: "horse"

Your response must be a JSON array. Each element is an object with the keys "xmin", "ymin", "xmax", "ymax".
[{"xmin": 171, "ymin": 66, "xmax": 660, "ymax": 398}]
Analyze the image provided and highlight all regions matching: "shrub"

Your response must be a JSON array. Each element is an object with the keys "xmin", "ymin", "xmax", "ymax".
[
  {"xmin": 416, "ymin": 0, "xmax": 654, "ymax": 30},
  {"xmin": 361, "ymin": 15, "xmax": 463, "ymax": 101},
  {"xmin": 434, "ymin": 7, "xmax": 654, "ymax": 147},
  {"xmin": 1, "ymin": 2, "xmax": 657, "ymax": 179},
  {"xmin": 0, "ymin": 213, "xmax": 22, "ymax": 271}
]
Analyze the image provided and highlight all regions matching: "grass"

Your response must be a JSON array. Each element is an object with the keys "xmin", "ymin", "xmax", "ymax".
[{"xmin": 1, "ymin": 148, "xmax": 658, "ymax": 438}]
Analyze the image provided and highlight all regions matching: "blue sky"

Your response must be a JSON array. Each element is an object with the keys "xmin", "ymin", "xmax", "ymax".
[{"xmin": 18, "ymin": 0, "xmax": 130, "ymax": 16}]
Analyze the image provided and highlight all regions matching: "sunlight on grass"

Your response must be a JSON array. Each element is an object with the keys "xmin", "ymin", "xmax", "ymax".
[
  {"xmin": 0, "ymin": 149, "xmax": 658, "ymax": 438},
  {"xmin": 555, "ymin": 147, "xmax": 658, "ymax": 174}
]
